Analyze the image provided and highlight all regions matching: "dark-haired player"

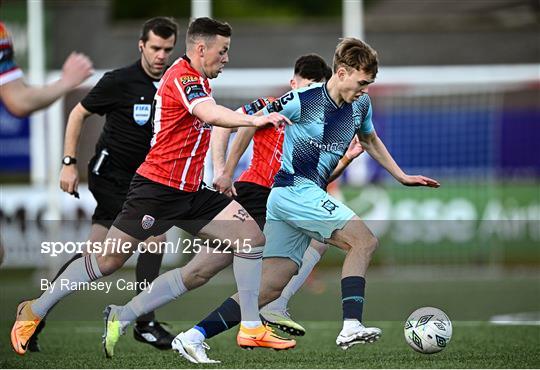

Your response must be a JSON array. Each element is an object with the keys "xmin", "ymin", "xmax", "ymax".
[
  {"xmin": 11, "ymin": 17, "xmax": 292, "ymax": 358},
  {"xmin": 26, "ymin": 17, "xmax": 180, "ymax": 352}
]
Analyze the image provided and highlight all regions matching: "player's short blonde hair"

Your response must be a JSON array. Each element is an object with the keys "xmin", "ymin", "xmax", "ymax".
[{"xmin": 333, "ymin": 37, "xmax": 378, "ymax": 78}]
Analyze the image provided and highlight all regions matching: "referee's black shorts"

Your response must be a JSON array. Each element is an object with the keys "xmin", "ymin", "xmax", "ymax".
[
  {"xmin": 113, "ymin": 174, "xmax": 233, "ymax": 241},
  {"xmin": 88, "ymin": 171, "xmax": 131, "ymax": 229},
  {"xmin": 233, "ymin": 181, "xmax": 271, "ymax": 231}
]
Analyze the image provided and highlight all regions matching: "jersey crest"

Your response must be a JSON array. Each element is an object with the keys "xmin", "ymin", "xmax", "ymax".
[{"xmin": 133, "ymin": 104, "xmax": 151, "ymax": 125}]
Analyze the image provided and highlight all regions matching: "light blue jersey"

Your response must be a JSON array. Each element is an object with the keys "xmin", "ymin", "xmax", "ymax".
[
  {"xmin": 261, "ymin": 83, "xmax": 374, "ymax": 268},
  {"xmin": 262, "ymin": 82, "xmax": 374, "ymax": 189}
]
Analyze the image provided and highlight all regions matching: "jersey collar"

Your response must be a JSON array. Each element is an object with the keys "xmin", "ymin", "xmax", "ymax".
[
  {"xmin": 181, "ymin": 54, "xmax": 206, "ymax": 80},
  {"xmin": 322, "ymin": 82, "xmax": 340, "ymax": 109},
  {"xmin": 137, "ymin": 59, "xmax": 161, "ymax": 83}
]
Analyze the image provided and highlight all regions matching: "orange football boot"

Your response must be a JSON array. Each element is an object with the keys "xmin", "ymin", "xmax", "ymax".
[
  {"xmin": 11, "ymin": 300, "xmax": 42, "ymax": 355},
  {"xmin": 237, "ymin": 323, "xmax": 296, "ymax": 350}
]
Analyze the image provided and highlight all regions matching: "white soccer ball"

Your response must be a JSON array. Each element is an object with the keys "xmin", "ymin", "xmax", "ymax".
[{"xmin": 404, "ymin": 307, "xmax": 452, "ymax": 354}]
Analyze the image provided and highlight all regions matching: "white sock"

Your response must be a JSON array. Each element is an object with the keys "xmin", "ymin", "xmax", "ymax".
[
  {"xmin": 263, "ymin": 246, "xmax": 321, "ymax": 312},
  {"xmin": 234, "ymin": 247, "xmax": 263, "ymax": 328},
  {"xmin": 184, "ymin": 327, "xmax": 205, "ymax": 343},
  {"xmin": 32, "ymin": 254, "xmax": 103, "ymax": 318},
  {"xmin": 118, "ymin": 268, "xmax": 187, "ymax": 325},
  {"xmin": 343, "ymin": 318, "xmax": 361, "ymax": 331}
]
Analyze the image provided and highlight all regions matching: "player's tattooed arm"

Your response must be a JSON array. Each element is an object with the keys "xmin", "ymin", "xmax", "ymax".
[{"xmin": 357, "ymin": 131, "xmax": 440, "ymax": 188}]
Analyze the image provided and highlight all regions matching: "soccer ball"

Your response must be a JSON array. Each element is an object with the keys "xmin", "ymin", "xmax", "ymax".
[{"xmin": 404, "ymin": 307, "xmax": 452, "ymax": 354}]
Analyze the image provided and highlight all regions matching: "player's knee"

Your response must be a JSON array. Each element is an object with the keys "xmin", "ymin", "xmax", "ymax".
[
  {"xmin": 310, "ymin": 240, "xmax": 329, "ymax": 255},
  {"xmin": 96, "ymin": 255, "xmax": 125, "ymax": 276},
  {"xmin": 251, "ymin": 230, "xmax": 265, "ymax": 248},
  {"xmin": 350, "ymin": 234, "xmax": 378, "ymax": 255},
  {"xmin": 236, "ymin": 227, "xmax": 265, "ymax": 249},
  {"xmin": 367, "ymin": 235, "xmax": 379, "ymax": 253},
  {"xmin": 363, "ymin": 235, "xmax": 379, "ymax": 255}
]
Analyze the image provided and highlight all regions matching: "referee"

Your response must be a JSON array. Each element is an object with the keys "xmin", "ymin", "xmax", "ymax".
[{"xmin": 30, "ymin": 17, "xmax": 178, "ymax": 352}]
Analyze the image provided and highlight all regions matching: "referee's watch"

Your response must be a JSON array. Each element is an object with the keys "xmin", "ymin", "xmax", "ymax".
[{"xmin": 62, "ymin": 156, "xmax": 77, "ymax": 165}]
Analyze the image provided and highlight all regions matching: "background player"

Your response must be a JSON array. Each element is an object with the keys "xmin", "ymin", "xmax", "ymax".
[
  {"xmin": 0, "ymin": 22, "xmax": 93, "ymax": 270},
  {"xmin": 11, "ymin": 17, "xmax": 293, "ymax": 358},
  {"xmin": 0, "ymin": 22, "xmax": 93, "ymax": 117},
  {"xmin": 27, "ymin": 17, "xmax": 179, "ymax": 352}
]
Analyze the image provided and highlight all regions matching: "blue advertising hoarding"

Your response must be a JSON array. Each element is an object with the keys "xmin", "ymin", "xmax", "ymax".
[{"xmin": 0, "ymin": 101, "xmax": 30, "ymax": 173}]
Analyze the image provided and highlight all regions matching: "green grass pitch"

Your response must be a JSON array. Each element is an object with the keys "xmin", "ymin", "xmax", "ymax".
[{"xmin": 1, "ymin": 268, "xmax": 539, "ymax": 368}]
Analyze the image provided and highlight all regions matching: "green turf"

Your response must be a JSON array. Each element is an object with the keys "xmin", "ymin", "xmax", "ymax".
[
  {"xmin": 1, "ymin": 268, "xmax": 539, "ymax": 368},
  {"xmin": 1, "ymin": 321, "xmax": 539, "ymax": 368}
]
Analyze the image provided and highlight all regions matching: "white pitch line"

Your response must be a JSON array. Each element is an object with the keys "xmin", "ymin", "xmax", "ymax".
[
  {"xmin": 489, "ymin": 320, "xmax": 540, "ymax": 326},
  {"xmin": 489, "ymin": 312, "xmax": 540, "ymax": 326}
]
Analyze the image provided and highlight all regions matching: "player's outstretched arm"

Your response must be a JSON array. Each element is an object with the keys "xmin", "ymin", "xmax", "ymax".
[
  {"xmin": 328, "ymin": 136, "xmax": 365, "ymax": 183},
  {"xmin": 59, "ymin": 103, "xmax": 92, "ymax": 195},
  {"xmin": 193, "ymin": 100, "xmax": 291, "ymax": 129},
  {"xmin": 59, "ymin": 52, "xmax": 94, "ymax": 90},
  {"xmin": 358, "ymin": 131, "xmax": 440, "ymax": 188},
  {"xmin": 0, "ymin": 52, "xmax": 93, "ymax": 117}
]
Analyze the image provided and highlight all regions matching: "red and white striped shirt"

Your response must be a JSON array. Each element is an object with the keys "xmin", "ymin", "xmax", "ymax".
[
  {"xmin": 237, "ymin": 97, "xmax": 284, "ymax": 188},
  {"xmin": 137, "ymin": 56, "xmax": 214, "ymax": 192},
  {"xmin": 237, "ymin": 125, "xmax": 284, "ymax": 188}
]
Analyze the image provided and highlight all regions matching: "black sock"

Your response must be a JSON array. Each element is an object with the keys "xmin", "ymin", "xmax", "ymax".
[
  {"xmin": 135, "ymin": 252, "xmax": 164, "ymax": 325},
  {"xmin": 194, "ymin": 297, "xmax": 241, "ymax": 339},
  {"xmin": 341, "ymin": 276, "xmax": 366, "ymax": 322}
]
